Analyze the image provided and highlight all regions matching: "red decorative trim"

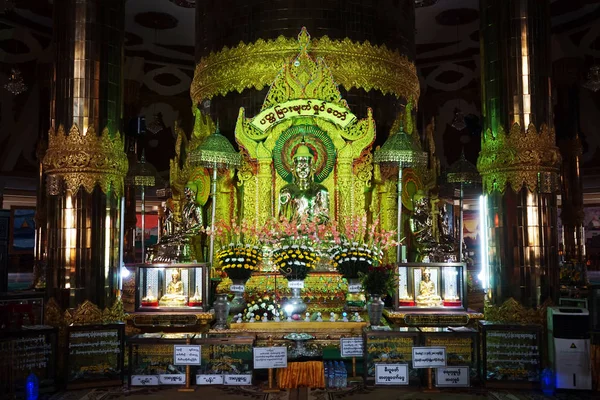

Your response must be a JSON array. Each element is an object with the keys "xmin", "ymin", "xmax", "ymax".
[{"xmin": 443, "ymin": 300, "xmax": 462, "ymax": 307}]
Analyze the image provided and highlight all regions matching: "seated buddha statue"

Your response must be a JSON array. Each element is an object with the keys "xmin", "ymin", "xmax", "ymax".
[
  {"xmin": 279, "ymin": 144, "xmax": 329, "ymax": 224},
  {"xmin": 416, "ymin": 269, "xmax": 442, "ymax": 306},
  {"xmin": 148, "ymin": 186, "xmax": 204, "ymax": 263},
  {"xmin": 159, "ymin": 269, "xmax": 187, "ymax": 306}
]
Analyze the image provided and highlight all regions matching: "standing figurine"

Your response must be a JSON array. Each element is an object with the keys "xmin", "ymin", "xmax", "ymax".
[
  {"xmin": 342, "ymin": 312, "xmax": 349, "ymax": 322},
  {"xmin": 262, "ymin": 313, "xmax": 268, "ymax": 322},
  {"xmin": 329, "ymin": 312, "xmax": 336, "ymax": 322},
  {"xmin": 305, "ymin": 312, "xmax": 311, "ymax": 322},
  {"xmin": 316, "ymin": 312, "xmax": 323, "ymax": 322}
]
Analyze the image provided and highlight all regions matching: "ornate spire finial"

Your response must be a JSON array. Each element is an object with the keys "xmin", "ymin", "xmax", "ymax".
[{"xmin": 298, "ymin": 27, "xmax": 311, "ymax": 52}]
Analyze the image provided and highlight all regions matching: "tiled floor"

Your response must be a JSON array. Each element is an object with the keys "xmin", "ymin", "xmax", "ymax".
[{"xmin": 43, "ymin": 385, "xmax": 598, "ymax": 400}]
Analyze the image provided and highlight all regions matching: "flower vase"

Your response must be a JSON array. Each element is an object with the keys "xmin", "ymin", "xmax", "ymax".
[
  {"xmin": 283, "ymin": 280, "xmax": 307, "ymax": 318},
  {"xmin": 213, "ymin": 293, "xmax": 230, "ymax": 330},
  {"xmin": 367, "ymin": 294, "xmax": 385, "ymax": 326},
  {"xmin": 229, "ymin": 279, "xmax": 247, "ymax": 315},
  {"xmin": 345, "ymin": 278, "xmax": 366, "ymax": 310}
]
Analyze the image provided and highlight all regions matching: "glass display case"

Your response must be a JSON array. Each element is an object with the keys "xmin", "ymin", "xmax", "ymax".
[
  {"xmin": 395, "ymin": 262, "xmax": 466, "ymax": 310},
  {"xmin": 134, "ymin": 263, "xmax": 209, "ymax": 311}
]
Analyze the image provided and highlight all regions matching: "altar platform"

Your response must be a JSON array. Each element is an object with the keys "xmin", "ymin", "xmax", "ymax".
[{"xmin": 210, "ymin": 320, "xmax": 368, "ymax": 345}]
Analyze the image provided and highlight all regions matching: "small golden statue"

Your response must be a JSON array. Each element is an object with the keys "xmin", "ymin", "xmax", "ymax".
[
  {"xmin": 416, "ymin": 268, "xmax": 442, "ymax": 306},
  {"xmin": 159, "ymin": 269, "xmax": 187, "ymax": 306},
  {"xmin": 279, "ymin": 145, "xmax": 329, "ymax": 224}
]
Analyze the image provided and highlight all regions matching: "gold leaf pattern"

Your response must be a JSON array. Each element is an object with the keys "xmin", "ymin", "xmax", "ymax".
[
  {"xmin": 477, "ymin": 122, "xmax": 561, "ymax": 194},
  {"xmin": 484, "ymin": 297, "xmax": 550, "ymax": 325},
  {"xmin": 42, "ymin": 124, "xmax": 128, "ymax": 197},
  {"xmin": 191, "ymin": 28, "xmax": 419, "ymax": 104}
]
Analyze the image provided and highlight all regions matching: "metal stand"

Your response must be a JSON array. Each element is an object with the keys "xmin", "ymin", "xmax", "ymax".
[
  {"xmin": 262, "ymin": 337, "xmax": 280, "ymax": 393},
  {"xmin": 458, "ymin": 181, "xmax": 464, "ymax": 261},
  {"xmin": 422, "ymin": 368, "xmax": 439, "ymax": 392},
  {"xmin": 178, "ymin": 338, "xmax": 195, "ymax": 392},
  {"xmin": 141, "ymin": 185, "xmax": 146, "ymax": 263},
  {"xmin": 209, "ymin": 164, "xmax": 218, "ymax": 265},
  {"xmin": 396, "ymin": 166, "xmax": 404, "ymax": 262},
  {"xmin": 347, "ymin": 357, "xmax": 363, "ymax": 383}
]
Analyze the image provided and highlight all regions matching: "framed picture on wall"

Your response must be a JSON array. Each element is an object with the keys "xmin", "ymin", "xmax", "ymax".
[
  {"xmin": 135, "ymin": 213, "xmax": 159, "ymax": 249},
  {"xmin": 9, "ymin": 206, "xmax": 36, "ymax": 254}
]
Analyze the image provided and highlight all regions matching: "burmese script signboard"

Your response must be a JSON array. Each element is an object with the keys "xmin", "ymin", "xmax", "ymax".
[
  {"xmin": 251, "ymin": 99, "xmax": 357, "ymax": 132},
  {"xmin": 404, "ymin": 314, "xmax": 469, "ymax": 326},
  {"xmin": 201, "ymin": 341, "xmax": 253, "ymax": 375},
  {"xmin": 480, "ymin": 322, "xmax": 542, "ymax": 388},
  {"xmin": 340, "ymin": 337, "xmax": 364, "ymax": 358},
  {"xmin": 0, "ymin": 327, "xmax": 57, "ymax": 394},
  {"xmin": 412, "ymin": 347, "xmax": 446, "ymax": 368},
  {"xmin": 174, "ymin": 345, "xmax": 201, "ymax": 365},
  {"xmin": 375, "ymin": 364, "xmax": 409, "ymax": 385},
  {"xmin": 435, "ymin": 366, "xmax": 470, "ymax": 387},
  {"xmin": 253, "ymin": 347, "xmax": 288, "ymax": 369},
  {"xmin": 363, "ymin": 329, "xmax": 419, "ymax": 383},
  {"xmin": 422, "ymin": 327, "xmax": 478, "ymax": 379},
  {"xmin": 67, "ymin": 324, "xmax": 124, "ymax": 389}
]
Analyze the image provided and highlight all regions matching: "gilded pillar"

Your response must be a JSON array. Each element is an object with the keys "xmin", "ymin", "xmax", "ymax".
[
  {"xmin": 558, "ymin": 137, "xmax": 585, "ymax": 262},
  {"xmin": 554, "ymin": 59, "xmax": 585, "ymax": 262},
  {"xmin": 478, "ymin": 0, "xmax": 561, "ymax": 307},
  {"xmin": 42, "ymin": 0, "xmax": 127, "ymax": 310}
]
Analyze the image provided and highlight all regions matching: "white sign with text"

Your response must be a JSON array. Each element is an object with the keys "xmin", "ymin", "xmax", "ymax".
[
  {"xmin": 230, "ymin": 284, "xmax": 245, "ymax": 292},
  {"xmin": 412, "ymin": 347, "xmax": 446, "ymax": 368},
  {"xmin": 340, "ymin": 337, "xmax": 364, "ymax": 358},
  {"xmin": 253, "ymin": 346, "xmax": 288, "ymax": 369},
  {"xmin": 196, "ymin": 374, "xmax": 224, "ymax": 385},
  {"xmin": 435, "ymin": 366, "xmax": 470, "ymax": 387},
  {"xmin": 347, "ymin": 284, "xmax": 362, "ymax": 293},
  {"xmin": 224, "ymin": 374, "xmax": 253, "ymax": 385},
  {"xmin": 174, "ymin": 345, "xmax": 201, "ymax": 365},
  {"xmin": 375, "ymin": 364, "xmax": 409, "ymax": 385},
  {"xmin": 287, "ymin": 281, "xmax": 305, "ymax": 289},
  {"xmin": 159, "ymin": 374, "xmax": 186, "ymax": 385},
  {"xmin": 131, "ymin": 375, "xmax": 159, "ymax": 386}
]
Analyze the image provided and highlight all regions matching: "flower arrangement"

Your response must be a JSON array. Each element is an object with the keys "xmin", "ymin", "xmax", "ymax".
[
  {"xmin": 242, "ymin": 296, "xmax": 283, "ymax": 322},
  {"xmin": 360, "ymin": 263, "xmax": 396, "ymax": 296},
  {"xmin": 210, "ymin": 220, "xmax": 264, "ymax": 282},
  {"xmin": 263, "ymin": 216, "xmax": 326, "ymax": 281},
  {"xmin": 329, "ymin": 215, "xmax": 397, "ymax": 279}
]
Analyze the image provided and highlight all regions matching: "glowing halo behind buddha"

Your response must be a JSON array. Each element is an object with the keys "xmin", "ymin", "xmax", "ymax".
[{"xmin": 278, "ymin": 144, "xmax": 329, "ymax": 224}]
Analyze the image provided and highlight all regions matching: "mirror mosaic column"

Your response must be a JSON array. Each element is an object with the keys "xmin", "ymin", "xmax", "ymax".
[
  {"xmin": 477, "ymin": 0, "xmax": 561, "ymax": 307},
  {"xmin": 42, "ymin": 0, "xmax": 127, "ymax": 310}
]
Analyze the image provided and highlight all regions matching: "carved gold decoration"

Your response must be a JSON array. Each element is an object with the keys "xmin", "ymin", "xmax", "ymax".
[
  {"xmin": 370, "ymin": 106, "xmax": 432, "ymax": 262},
  {"xmin": 42, "ymin": 124, "xmax": 128, "ymax": 197},
  {"xmin": 170, "ymin": 110, "xmax": 219, "ymax": 227},
  {"xmin": 44, "ymin": 297, "xmax": 63, "ymax": 327},
  {"xmin": 235, "ymin": 29, "xmax": 375, "ymax": 229},
  {"xmin": 477, "ymin": 123, "xmax": 561, "ymax": 194},
  {"xmin": 192, "ymin": 27, "xmax": 419, "ymax": 104},
  {"xmin": 43, "ymin": 297, "xmax": 127, "ymax": 326},
  {"xmin": 484, "ymin": 297, "xmax": 550, "ymax": 325}
]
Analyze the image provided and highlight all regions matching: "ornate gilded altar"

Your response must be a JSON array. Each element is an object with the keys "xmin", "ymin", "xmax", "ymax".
[
  {"xmin": 234, "ymin": 28, "xmax": 375, "ymax": 229},
  {"xmin": 133, "ymin": 28, "xmax": 463, "ymax": 333}
]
